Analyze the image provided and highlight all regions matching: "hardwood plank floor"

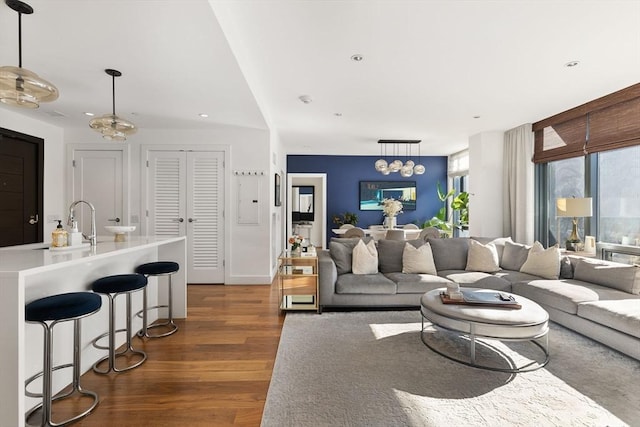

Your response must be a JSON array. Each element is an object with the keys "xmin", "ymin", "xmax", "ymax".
[{"xmin": 48, "ymin": 283, "xmax": 284, "ymax": 427}]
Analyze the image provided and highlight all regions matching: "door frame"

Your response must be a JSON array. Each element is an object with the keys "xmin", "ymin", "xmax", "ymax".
[
  {"xmin": 66, "ymin": 143, "xmax": 130, "ymax": 229},
  {"xmin": 0, "ymin": 127, "xmax": 44, "ymax": 243},
  {"xmin": 286, "ymin": 173, "xmax": 327, "ymax": 249},
  {"xmin": 141, "ymin": 144, "xmax": 231, "ymax": 284}
]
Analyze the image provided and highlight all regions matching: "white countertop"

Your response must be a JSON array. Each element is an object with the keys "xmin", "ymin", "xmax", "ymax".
[{"xmin": 0, "ymin": 235, "xmax": 185, "ymax": 274}]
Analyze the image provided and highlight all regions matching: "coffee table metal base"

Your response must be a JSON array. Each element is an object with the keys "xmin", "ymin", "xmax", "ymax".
[{"xmin": 421, "ymin": 315, "xmax": 550, "ymax": 373}]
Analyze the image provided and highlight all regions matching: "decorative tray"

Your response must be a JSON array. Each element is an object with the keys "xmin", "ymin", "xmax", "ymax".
[{"xmin": 440, "ymin": 291, "xmax": 522, "ymax": 309}]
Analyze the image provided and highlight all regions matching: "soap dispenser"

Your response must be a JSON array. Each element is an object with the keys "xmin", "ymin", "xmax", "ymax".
[
  {"xmin": 51, "ymin": 220, "xmax": 68, "ymax": 248},
  {"xmin": 68, "ymin": 221, "xmax": 82, "ymax": 246}
]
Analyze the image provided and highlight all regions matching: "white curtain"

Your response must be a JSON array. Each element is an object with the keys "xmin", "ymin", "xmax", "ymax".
[{"xmin": 503, "ymin": 124, "xmax": 534, "ymax": 243}]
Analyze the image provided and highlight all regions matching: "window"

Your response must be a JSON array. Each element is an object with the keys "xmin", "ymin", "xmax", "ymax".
[
  {"xmin": 537, "ymin": 145, "xmax": 640, "ymax": 263},
  {"xmin": 448, "ymin": 150, "xmax": 469, "ymax": 237},
  {"xmin": 598, "ymin": 146, "xmax": 640, "ymax": 247}
]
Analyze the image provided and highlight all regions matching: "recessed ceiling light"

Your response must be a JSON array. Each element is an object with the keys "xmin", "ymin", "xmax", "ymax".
[
  {"xmin": 473, "ymin": 115, "xmax": 481, "ymax": 119},
  {"xmin": 334, "ymin": 112, "xmax": 342, "ymax": 117},
  {"xmin": 565, "ymin": 61, "xmax": 579, "ymax": 68},
  {"xmin": 84, "ymin": 112, "xmax": 95, "ymax": 116},
  {"xmin": 351, "ymin": 54, "xmax": 364, "ymax": 62},
  {"xmin": 199, "ymin": 113, "xmax": 209, "ymax": 118},
  {"xmin": 298, "ymin": 95, "xmax": 313, "ymax": 104}
]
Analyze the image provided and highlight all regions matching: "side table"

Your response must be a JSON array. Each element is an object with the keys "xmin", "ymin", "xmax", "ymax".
[{"xmin": 278, "ymin": 252, "xmax": 319, "ymax": 313}]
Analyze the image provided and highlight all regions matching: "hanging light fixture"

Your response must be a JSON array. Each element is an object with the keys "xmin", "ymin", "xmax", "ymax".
[
  {"xmin": 89, "ymin": 69, "xmax": 136, "ymax": 141},
  {"xmin": 0, "ymin": 0, "xmax": 59, "ymax": 108},
  {"xmin": 375, "ymin": 140, "xmax": 425, "ymax": 177}
]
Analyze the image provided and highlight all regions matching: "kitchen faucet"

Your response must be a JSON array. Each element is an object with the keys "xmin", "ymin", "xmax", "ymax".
[{"xmin": 67, "ymin": 200, "xmax": 97, "ymax": 246}]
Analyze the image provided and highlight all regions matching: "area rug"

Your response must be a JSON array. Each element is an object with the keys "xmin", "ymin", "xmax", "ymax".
[{"xmin": 261, "ymin": 311, "xmax": 640, "ymax": 427}]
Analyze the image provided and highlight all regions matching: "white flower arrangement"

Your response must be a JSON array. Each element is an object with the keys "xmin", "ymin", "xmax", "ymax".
[{"xmin": 382, "ymin": 198, "xmax": 403, "ymax": 217}]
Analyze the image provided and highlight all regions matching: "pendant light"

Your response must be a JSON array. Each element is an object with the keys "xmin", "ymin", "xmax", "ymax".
[
  {"xmin": 89, "ymin": 69, "xmax": 137, "ymax": 141},
  {"xmin": 0, "ymin": 0, "xmax": 59, "ymax": 108},
  {"xmin": 375, "ymin": 140, "xmax": 425, "ymax": 176}
]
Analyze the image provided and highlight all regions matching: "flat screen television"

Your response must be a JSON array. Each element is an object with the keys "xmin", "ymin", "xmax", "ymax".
[{"xmin": 359, "ymin": 181, "xmax": 416, "ymax": 211}]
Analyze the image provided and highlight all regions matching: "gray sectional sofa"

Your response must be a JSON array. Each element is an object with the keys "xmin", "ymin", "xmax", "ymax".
[{"xmin": 318, "ymin": 237, "xmax": 640, "ymax": 360}]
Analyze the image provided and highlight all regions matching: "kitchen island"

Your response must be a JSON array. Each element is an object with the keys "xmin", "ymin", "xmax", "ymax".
[{"xmin": 0, "ymin": 236, "xmax": 186, "ymax": 427}]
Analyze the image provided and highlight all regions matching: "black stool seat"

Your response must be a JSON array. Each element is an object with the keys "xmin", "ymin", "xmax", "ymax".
[
  {"xmin": 25, "ymin": 292, "xmax": 102, "ymax": 426},
  {"xmin": 91, "ymin": 273, "xmax": 148, "ymax": 374},
  {"xmin": 26, "ymin": 292, "xmax": 102, "ymax": 322},
  {"xmin": 92, "ymin": 273, "xmax": 147, "ymax": 294},
  {"xmin": 135, "ymin": 261, "xmax": 179, "ymax": 276},
  {"xmin": 135, "ymin": 261, "xmax": 180, "ymax": 338}
]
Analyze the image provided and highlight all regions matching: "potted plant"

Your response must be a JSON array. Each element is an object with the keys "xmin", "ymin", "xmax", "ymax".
[
  {"xmin": 422, "ymin": 181, "xmax": 469, "ymax": 237},
  {"xmin": 332, "ymin": 212, "xmax": 358, "ymax": 227}
]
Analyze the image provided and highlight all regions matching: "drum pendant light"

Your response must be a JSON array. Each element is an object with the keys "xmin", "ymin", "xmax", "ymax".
[
  {"xmin": 89, "ymin": 69, "xmax": 137, "ymax": 141},
  {"xmin": 0, "ymin": 0, "xmax": 59, "ymax": 108}
]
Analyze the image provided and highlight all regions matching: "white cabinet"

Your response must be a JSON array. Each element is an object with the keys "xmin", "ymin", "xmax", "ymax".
[{"xmin": 145, "ymin": 150, "xmax": 225, "ymax": 283}]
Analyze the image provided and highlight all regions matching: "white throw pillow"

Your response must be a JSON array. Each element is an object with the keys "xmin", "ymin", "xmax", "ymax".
[
  {"xmin": 352, "ymin": 239, "xmax": 378, "ymax": 274},
  {"xmin": 520, "ymin": 241, "xmax": 560, "ymax": 279},
  {"xmin": 402, "ymin": 242, "xmax": 437, "ymax": 275},
  {"xmin": 465, "ymin": 239, "xmax": 500, "ymax": 273}
]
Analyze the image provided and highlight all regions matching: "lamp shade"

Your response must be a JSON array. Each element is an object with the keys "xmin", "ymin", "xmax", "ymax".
[{"xmin": 556, "ymin": 197, "xmax": 592, "ymax": 217}]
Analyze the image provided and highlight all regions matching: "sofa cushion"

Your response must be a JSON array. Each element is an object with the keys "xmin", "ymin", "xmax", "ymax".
[
  {"xmin": 386, "ymin": 272, "xmax": 453, "ymax": 294},
  {"xmin": 494, "ymin": 269, "xmax": 543, "ymax": 284},
  {"xmin": 520, "ymin": 242, "xmax": 560, "ymax": 280},
  {"xmin": 512, "ymin": 279, "xmax": 600, "ymax": 314},
  {"xmin": 378, "ymin": 239, "xmax": 422, "ymax": 273},
  {"xmin": 501, "ymin": 241, "xmax": 531, "ymax": 271},
  {"xmin": 471, "ymin": 236, "xmax": 512, "ymax": 265},
  {"xmin": 577, "ymin": 299, "xmax": 640, "ymax": 339},
  {"xmin": 402, "ymin": 242, "xmax": 437, "ymax": 275},
  {"xmin": 329, "ymin": 237, "xmax": 374, "ymax": 275},
  {"xmin": 438, "ymin": 270, "xmax": 511, "ymax": 291},
  {"xmin": 465, "ymin": 239, "xmax": 500, "ymax": 273},
  {"xmin": 573, "ymin": 258, "xmax": 640, "ymax": 295},
  {"xmin": 335, "ymin": 273, "xmax": 396, "ymax": 294},
  {"xmin": 428, "ymin": 238, "xmax": 469, "ymax": 271},
  {"xmin": 352, "ymin": 239, "xmax": 378, "ymax": 275}
]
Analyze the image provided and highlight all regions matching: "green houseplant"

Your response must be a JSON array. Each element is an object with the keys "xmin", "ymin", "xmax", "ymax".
[
  {"xmin": 332, "ymin": 212, "xmax": 358, "ymax": 227},
  {"xmin": 422, "ymin": 182, "xmax": 469, "ymax": 236}
]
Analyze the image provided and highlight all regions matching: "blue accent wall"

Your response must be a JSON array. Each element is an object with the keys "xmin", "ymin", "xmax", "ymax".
[{"xmin": 287, "ymin": 155, "xmax": 448, "ymax": 244}]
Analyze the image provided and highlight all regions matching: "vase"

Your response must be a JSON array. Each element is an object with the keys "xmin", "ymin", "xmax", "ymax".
[
  {"xmin": 384, "ymin": 216, "xmax": 397, "ymax": 229},
  {"xmin": 291, "ymin": 246, "xmax": 302, "ymax": 257}
]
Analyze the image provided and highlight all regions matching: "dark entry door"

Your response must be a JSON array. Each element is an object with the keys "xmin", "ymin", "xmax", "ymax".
[{"xmin": 0, "ymin": 128, "xmax": 44, "ymax": 247}]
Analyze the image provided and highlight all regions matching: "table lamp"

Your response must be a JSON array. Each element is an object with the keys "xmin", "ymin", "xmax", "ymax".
[{"xmin": 556, "ymin": 197, "xmax": 592, "ymax": 251}]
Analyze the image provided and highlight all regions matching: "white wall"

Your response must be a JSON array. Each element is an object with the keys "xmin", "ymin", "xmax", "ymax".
[
  {"xmin": 468, "ymin": 131, "xmax": 504, "ymax": 238},
  {"xmin": 0, "ymin": 109, "xmax": 65, "ymax": 241}
]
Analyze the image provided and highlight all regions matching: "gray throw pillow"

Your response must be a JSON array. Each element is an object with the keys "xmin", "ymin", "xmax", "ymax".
[
  {"xmin": 329, "ymin": 240, "xmax": 358, "ymax": 275},
  {"xmin": 574, "ymin": 258, "xmax": 640, "ymax": 294},
  {"xmin": 501, "ymin": 240, "xmax": 531, "ymax": 271},
  {"xmin": 427, "ymin": 238, "xmax": 469, "ymax": 271},
  {"xmin": 378, "ymin": 239, "xmax": 422, "ymax": 273},
  {"xmin": 559, "ymin": 255, "xmax": 573, "ymax": 279}
]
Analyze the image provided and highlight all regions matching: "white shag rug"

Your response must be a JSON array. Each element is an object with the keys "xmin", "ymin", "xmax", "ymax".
[{"xmin": 261, "ymin": 311, "xmax": 640, "ymax": 427}]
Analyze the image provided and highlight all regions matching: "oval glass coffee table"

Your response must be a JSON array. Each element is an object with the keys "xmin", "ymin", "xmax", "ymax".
[{"xmin": 420, "ymin": 288, "xmax": 550, "ymax": 373}]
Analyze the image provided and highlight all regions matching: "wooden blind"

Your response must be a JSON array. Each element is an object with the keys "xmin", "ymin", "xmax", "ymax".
[
  {"xmin": 532, "ymin": 82, "xmax": 640, "ymax": 163},
  {"xmin": 587, "ymin": 96, "xmax": 640, "ymax": 153}
]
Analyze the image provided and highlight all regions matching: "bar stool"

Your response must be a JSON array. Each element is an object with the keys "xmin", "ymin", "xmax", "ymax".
[
  {"xmin": 25, "ymin": 292, "xmax": 102, "ymax": 427},
  {"xmin": 91, "ymin": 274, "xmax": 148, "ymax": 374},
  {"xmin": 135, "ymin": 261, "xmax": 179, "ymax": 338}
]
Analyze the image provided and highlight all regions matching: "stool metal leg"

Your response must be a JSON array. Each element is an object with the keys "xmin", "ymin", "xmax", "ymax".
[
  {"xmin": 25, "ymin": 317, "xmax": 99, "ymax": 427},
  {"xmin": 137, "ymin": 272, "xmax": 179, "ymax": 338},
  {"xmin": 93, "ymin": 291, "xmax": 147, "ymax": 374}
]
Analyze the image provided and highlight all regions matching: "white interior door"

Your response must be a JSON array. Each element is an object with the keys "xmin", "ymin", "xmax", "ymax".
[
  {"xmin": 70, "ymin": 149, "xmax": 125, "ymax": 237},
  {"xmin": 146, "ymin": 150, "xmax": 224, "ymax": 284}
]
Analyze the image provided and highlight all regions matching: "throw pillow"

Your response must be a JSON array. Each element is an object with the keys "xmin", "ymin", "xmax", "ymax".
[
  {"xmin": 329, "ymin": 237, "xmax": 375, "ymax": 275},
  {"xmin": 402, "ymin": 242, "xmax": 437, "ymax": 275},
  {"xmin": 559, "ymin": 255, "xmax": 573, "ymax": 279},
  {"xmin": 501, "ymin": 240, "xmax": 531, "ymax": 271},
  {"xmin": 520, "ymin": 241, "xmax": 560, "ymax": 280},
  {"xmin": 465, "ymin": 239, "xmax": 500, "ymax": 273},
  {"xmin": 574, "ymin": 258, "xmax": 640, "ymax": 294},
  {"xmin": 378, "ymin": 239, "xmax": 422, "ymax": 273},
  {"xmin": 427, "ymin": 238, "xmax": 469, "ymax": 271},
  {"xmin": 352, "ymin": 239, "xmax": 378, "ymax": 275}
]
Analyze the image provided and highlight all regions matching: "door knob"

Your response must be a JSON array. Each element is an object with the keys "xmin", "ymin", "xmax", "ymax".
[
  {"xmin": 108, "ymin": 217, "xmax": 121, "ymax": 223},
  {"xmin": 28, "ymin": 214, "xmax": 39, "ymax": 225},
  {"xmin": 188, "ymin": 218, "xmax": 198, "ymax": 223},
  {"xmin": 172, "ymin": 218, "xmax": 184, "ymax": 223}
]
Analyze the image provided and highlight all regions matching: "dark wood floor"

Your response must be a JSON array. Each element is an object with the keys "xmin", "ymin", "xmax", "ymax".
[{"xmin": 51, "ymin": 283, "xmax": 284, "ymax": 427}]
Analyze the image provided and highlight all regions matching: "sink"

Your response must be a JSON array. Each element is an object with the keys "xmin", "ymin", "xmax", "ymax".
[{"xmin": 104, "ymin": 226, "xmax": 136, "ymax": 242}]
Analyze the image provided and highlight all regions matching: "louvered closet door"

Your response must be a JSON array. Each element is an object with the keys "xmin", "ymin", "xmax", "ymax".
[
  {"xmin": 147, "ymin": 150, "xmax": 224, "ymax": 284},
  {"xmin": 186, "ymin": 151, "xmax": 224, "ymax": 283}
]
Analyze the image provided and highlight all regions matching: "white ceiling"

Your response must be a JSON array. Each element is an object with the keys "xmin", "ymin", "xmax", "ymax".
[{"xmin": 2, "ymin": 1, "xmax": 640, "ymax": 157}]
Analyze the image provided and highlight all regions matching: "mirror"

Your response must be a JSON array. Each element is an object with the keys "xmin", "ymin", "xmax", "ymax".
[{"xmin": 292, "ymin": 185, "xmax": 314, "ymax": 222}]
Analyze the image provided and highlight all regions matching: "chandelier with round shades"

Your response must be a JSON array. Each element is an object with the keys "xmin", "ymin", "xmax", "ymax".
[{"xmin": 374, "ymin": 140, "xmax": 425, "ymax": 177}]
